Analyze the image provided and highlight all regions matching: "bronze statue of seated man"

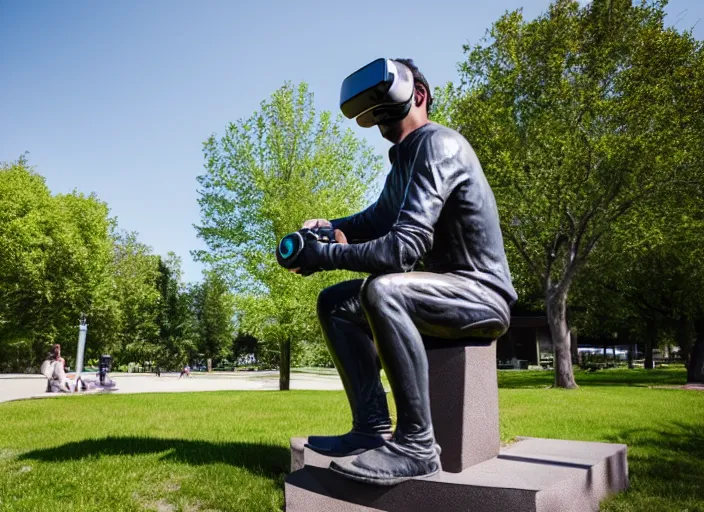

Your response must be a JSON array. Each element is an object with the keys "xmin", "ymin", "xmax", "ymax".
[{"xmin": 284, "ymin": 58, "xmax": 517, "ymax": 486}]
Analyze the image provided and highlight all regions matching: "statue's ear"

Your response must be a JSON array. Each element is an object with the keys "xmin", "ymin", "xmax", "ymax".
[{"xmin": 414, "ymin": 84, "xmax": 427, "ymax": 108}]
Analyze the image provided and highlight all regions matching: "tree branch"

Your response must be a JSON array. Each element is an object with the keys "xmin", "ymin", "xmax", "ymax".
[
  {"xmin": 556, "ymin": 256, "xmax": 581, "ymax": 298},
  {"xmin": 546, "ymin": 231, "xmax": 569, "ymax": 282},
  {"xmin": 600, "ymin": 281, "xmax": 670, "ymax": 317},
  {"xmin": 565, "ymin": 209, "xmax": 577, "ymax": 234},
  {"xmin": 572, "ymin": 168, "xmax": 631, "ymax": 262},
  {"xmin": 506, "ymin": 229, "xmax": 546, "ymax": 287}
]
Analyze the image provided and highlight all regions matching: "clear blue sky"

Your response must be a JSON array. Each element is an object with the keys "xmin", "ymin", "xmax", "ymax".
[{"xmin": 1, "ymin": 0, "xmax": 702, "ymax": 283}]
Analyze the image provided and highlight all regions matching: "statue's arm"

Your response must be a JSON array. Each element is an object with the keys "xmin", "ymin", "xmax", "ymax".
[
  {"xmin": 321, "ymin": 135, "xmax": 464, "ymax": 273},
  {"xmin": 330, "ymin": 171, "xmax": 396, "ymax": 243}
]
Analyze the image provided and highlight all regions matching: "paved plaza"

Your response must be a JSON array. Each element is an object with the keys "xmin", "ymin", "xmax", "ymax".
[{"xmin": 0, "ymin": 370, "xmax": 344, "ymax": 403}]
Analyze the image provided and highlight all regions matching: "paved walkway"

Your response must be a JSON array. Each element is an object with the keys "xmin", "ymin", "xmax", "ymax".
[{"xmin": 0, "ymin": 371, "xmax": 344, "ymax": 403}]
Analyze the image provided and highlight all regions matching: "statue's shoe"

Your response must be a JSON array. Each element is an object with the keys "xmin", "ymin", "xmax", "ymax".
[
  {"xmin": 328, "ymin": 442, "xmax": 441, "ymax": 486},
  {"xmin": 305, "ymin": 431, "xmax": 387, "ymax": 457}
]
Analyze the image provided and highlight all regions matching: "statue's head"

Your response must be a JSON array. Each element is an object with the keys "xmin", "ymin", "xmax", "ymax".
[{"xmin": 339, "ymin": 58, "xmax": 432, "ymax": 143}]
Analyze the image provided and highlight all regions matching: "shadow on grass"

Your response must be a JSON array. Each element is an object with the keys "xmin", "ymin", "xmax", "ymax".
[
  {"xmin": 19, "ymin": 436, "xmax": 289, "ymax": 478},
  {"xmin": 605, "ymin": 422, "xmax": 704, "ymax": 507}
]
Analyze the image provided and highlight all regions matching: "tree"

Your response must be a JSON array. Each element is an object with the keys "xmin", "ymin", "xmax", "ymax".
[
  {"xmin": 51, "ymin": 190, "xmax": 117, "ymax": 364},
  {"xmin": 155, "ymin": 253, "xmax": 196, "ymax": 369},
  {"xmin": 110, "ymin": 231, "xmax": 161, "ymax": 366},
  {"xmin": 690, "ymin": 321, "xmax": 704, "ymax": 383},
  {"xmin": 0, "ymin": 159, "xmax": 199, "ymax": 373},
  {"xmin": 194, "ymin": 82, "xmax": 382, "ymax": 390},
  {"xmin": 0, "ymin": 158, "xmax": 115, "ymax": 370},
  {"xmin": 437, "ymin": 0, "xmax": 703, "ymax": 387},
  {"xmin": 573, "ymin": 191, "xmax": 704, "ymax": 372},
  {"xmin": 189, "ymin": 272, "xmax": 235, "ymax": 364},
  {"xmin": 232, "ymin": 331, "xmax": 258, "ymax": 363}
]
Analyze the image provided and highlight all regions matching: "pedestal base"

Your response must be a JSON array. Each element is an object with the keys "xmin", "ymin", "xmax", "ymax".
[{"xmin": 286, "ymin": 437, "xmax": 628, "ymax": 512}]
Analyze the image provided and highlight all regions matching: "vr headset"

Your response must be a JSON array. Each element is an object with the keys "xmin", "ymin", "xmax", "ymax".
[{"xmin": 340, "ymin": 58, "xmax": 415, "ymax": 128}]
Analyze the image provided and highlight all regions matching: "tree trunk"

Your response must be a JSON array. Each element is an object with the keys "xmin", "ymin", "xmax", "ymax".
[
  {"xmin": 628, "ymin": 345, "xmax": 635, "ymax": 369},
  {"xmin": 570, "ymin": 329, "xmax": 579, "ymax": 366},
  {"xmin": 688, "ymin": 319, "xmax": 704, "ymax": 383},
  {"xmin": 644, "ymin": 343, "xmax": 653, "ymax": 369},
  {"xmin": 547, "ymin": 290, "xmax": 578, "ymax": 389},
  {"xmin": 622, "ymin": 330, "xmax": 633, "ymax": 369},
  {"xmin": 688, "ymin": 343, "xmax": 704, "ymax": 383},
  {"xmin": 279, "ymin": 337, "xmax": 291, "ymax": 391},
  {"xmin": 644, "ymin": 319, "xmax": 655, "ymax": 370},
  {"xmin": 675, "ymin": 317, "xmax": 694, "ymax": 367}
]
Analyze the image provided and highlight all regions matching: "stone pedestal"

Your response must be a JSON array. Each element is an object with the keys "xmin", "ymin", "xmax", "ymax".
[
  {"xmin": 287, "ymin": 336, "xmax": 629, "ymax": 511},
  {"xmin": 292, "ymin": 338, "xmax": 500, "ymax": 474},
  {"xmin": 286, "ymin": 437, "xmax": 629, "ymax": 512},
  {"xmin": 424, "ymin": 337, "xmax": 499, "ymax": 472}
]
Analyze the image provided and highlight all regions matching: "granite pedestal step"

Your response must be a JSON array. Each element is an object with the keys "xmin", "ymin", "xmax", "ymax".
[{"xmin": 285, "ymin": 437, "xmax": 628, "ymax": 512}]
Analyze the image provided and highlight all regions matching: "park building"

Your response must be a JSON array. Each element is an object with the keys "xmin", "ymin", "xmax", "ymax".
[{"xmin": 496, "ymin": 314, "xmax": 680, "ymax": 371}]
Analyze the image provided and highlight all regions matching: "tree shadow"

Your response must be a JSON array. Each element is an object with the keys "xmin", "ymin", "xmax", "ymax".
[
  {"xmin": 604, "ymin": 421, "xmax": 704, "ymax": 506},
  {"xmin": 19, "ymin": 436, "xmax": 289, "ymax": 479}
]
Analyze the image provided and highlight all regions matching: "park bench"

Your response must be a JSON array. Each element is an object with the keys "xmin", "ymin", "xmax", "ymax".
[
  {"xmin": 539, "ymin": 357, "xmax": 554, "ymax": 369},
  {"xmin": 585, "ymin": 362, "xmax": 608, "ymax": 371},
  {"xmin": 498, "ymin": 358, "xmax": 530, "ymax": 370}
]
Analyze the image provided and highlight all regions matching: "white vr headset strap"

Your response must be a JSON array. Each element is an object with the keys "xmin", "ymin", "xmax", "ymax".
[{"xmin": 386, "ymin": 60, "xmax": 414, "ymax": 104}]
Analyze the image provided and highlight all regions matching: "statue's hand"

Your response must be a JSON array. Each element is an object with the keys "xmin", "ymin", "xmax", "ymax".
[
  {"xmin": 286, "ymin": 225, "xmax": 345, "ymax": 275},
  {"xmin": 302, "ymin": 219, "xmax": 332, "ymax": 229},
  {"xmin": 334, "ymin": 229, "xmax": 348, "ymax": 244},
  {"xmin": 289, "ymin": 230, "xmax": 335, "ymax": 277}
]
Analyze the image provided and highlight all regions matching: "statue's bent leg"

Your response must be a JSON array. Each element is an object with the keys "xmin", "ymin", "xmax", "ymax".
[
  {"xmin": 330, "ymin": 272, "xmax": 510, "ymax": 485},
  {"xmin": 305, "ymin": 280, "xmax": 392, "ymax": 457}
]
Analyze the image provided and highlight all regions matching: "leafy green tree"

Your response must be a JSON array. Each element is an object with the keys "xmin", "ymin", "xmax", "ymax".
[
  {"xmin": 232, "ymin": 331, "xmax": 258, "ymax": 363},
  {"xmin": 194, "ymin": 82, "xmax": 382, "ymax": 389},
  {"xmin": 189, "ymin": 272, "xmax": 235, "ymax": 364},
  {"xmin": 0, "ymin": 159, "xmax": 203, "ymax": 373},
  {"xmin": 110, "ymin": 231, "xmax": 161, "ymax": 366},
  {"xmin": 437, "ymin": 0, "xmax": 703, "ymax": 387},
  {"xmin": 155, "ymin": 253, "xmax": 196, "ymax": 370},
  {"xmin": 50, "ymin": 190, "xmax": 117, "ymax": 364},
  {"xmin": 573, "ymin": 192, "xmax": 704, "ymax": 371},
  {"xmin": 0, "ymin": 159, "xmax": 55, "ymax": 368},
  {"xmin": 0, "ymin": 158, "xmax": 115, "ymax": 370}
]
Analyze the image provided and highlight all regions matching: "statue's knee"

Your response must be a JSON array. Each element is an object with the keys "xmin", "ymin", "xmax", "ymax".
[
  {"xmin": 317, "ymin": 284, "xmax": 344, "ymax": 320},
  {"xmin": 360, "ymin": 275, "xmax": 401, "ymax": 312}
]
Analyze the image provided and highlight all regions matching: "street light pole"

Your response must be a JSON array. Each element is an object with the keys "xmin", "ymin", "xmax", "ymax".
[{"xmin": 74, "ymin": 313, "xmax": 88, "ymax": 391}]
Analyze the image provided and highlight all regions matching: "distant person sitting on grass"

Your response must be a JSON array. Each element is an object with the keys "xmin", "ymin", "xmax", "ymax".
[
  {"xmin": 49, "ymin": 344, "xmax": 65, "ymax": 369},
  {"xmin": 40, "ymin": 344, "xmax": 71, "ymax": 393}
]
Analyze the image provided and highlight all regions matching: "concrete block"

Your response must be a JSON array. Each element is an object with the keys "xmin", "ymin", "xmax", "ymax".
[
  {"xmin": 285, "ymin": 437, "xmax": 629, "ymax": 512},
  {"xmin": 291, "ymin": 437, "xmax": 305, "ymax": 473},
  {"xmin": 424, "ymin": 337, "xmax": 499, "ymax": 472}
]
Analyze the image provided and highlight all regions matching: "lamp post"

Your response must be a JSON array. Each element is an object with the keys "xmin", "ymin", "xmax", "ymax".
[{"xmin": 74, "ymin": 314, "xmax": 88, "ymax": 391}]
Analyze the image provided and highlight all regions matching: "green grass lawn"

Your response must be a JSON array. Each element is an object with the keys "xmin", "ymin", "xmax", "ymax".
[
  {"xmin": 0, "ymin": 368, "xmax": 702, "ymax": 512},
  {"xmin": 497, "ymin": 365, "xmax": 691, "ymax": 389}
]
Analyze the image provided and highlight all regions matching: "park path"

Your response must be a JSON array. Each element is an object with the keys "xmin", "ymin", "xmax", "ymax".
[{"xmin": 0, "ymin": 370, "xmax": 344, "ymax": 403}]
